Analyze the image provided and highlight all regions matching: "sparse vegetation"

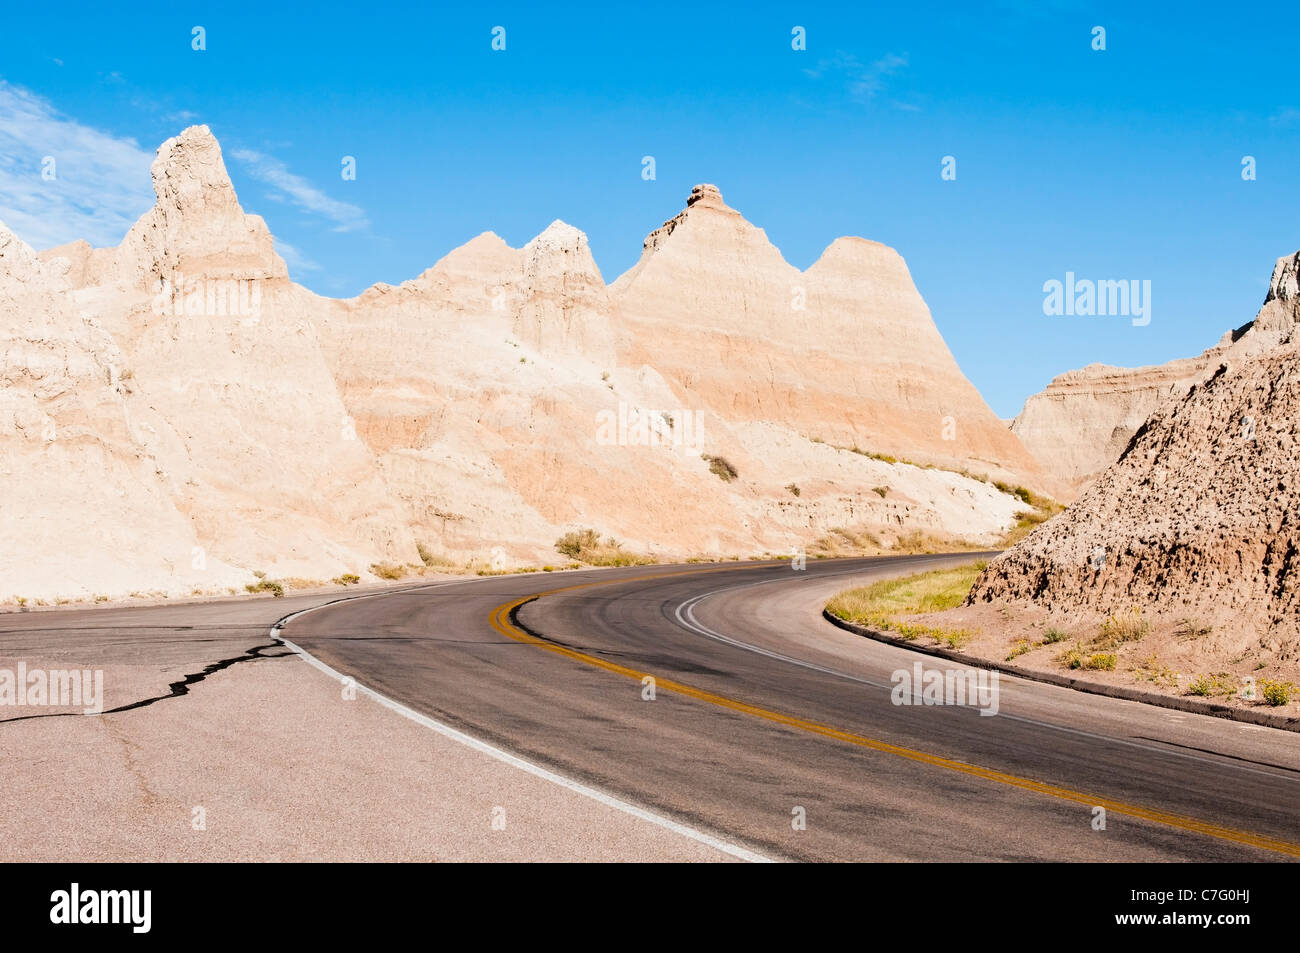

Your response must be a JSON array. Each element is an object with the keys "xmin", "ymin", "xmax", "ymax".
[
  {"xmin": 702, "ymin": 454, "xmax": 738, "ymax": 482},
  {"xmin": 1261, "ymin": 679, "xmax": 1295, "ymax": 706},
  {"xmin": 1061, "ymin": 648, "xmax": 1117, "ymax": 671},
  {"xmin": 333, "ymin": 573, "xmax": 361, "ymax": 586},
  {"xmin": 993, "ymin": 481, "xmax": 1034, "ymax": 507},
  {"xmin": 245, "ymin": 576, "xmax": 285, "ymax": 597},
  {"xmin": 1130, "ymin": 653, "xmax": 1179, "ymax": 689},
  {"xmin": 1006, "ymin": 639, "xmax": 1035, "ymax": 661},
  {"xmin": 785, "ymin": 482, "xmax": 801, "ymax": 497},
  {"xmin": 1095, "ymin": 607, "xmax": 1149, "ymax": 649},
  {"xmin": 1176, "ymin": 618, "xmax": 1214, "ymax": 639},
  {"xmin": 1188, "ymin": 672, "xmax": 1236, "ymax": 697},
  {"xmin": 808, "ymin": 526, "xmax": 983, "ymax": 559},
  {"xmin": 415, "ymin": 543, "xmax": 459, "ymax": 570},
  {"xmin": 872, "ymin": 485, "xmax": 889, "ymax": 498},
  {"xmin": 1042, "ymin": 627, "xmax": 1068, "ymax": 644},
  {"xmin": 554, "ymin": 529, "xmax": 653, "ymax": 567},
  {"xmin": 369, "ymin": 562, "xmax": 408, "ymax": 581},
  {"xmin": 826, "ymin": 562, "xmax": 985, "ymax": 648}
]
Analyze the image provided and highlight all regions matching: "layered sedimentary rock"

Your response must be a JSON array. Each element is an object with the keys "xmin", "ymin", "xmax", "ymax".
[
  {"xmin": 971, "ymin": 257, "xmax": 1300, "ymax": 649},
  {"xmin": 1011, "ymin": 350, "xmax": 1228, "ymax": 489},
  {"xmin": 2, "ymin": 127, "xmax": 414, "ymax": 601},
  {"xmin": 1014, "ymin": 251, "xmax": 1300, "ymax": 489},
  {"xmin": 1, "ymin": 129, "xmax": 1053, "ymax": 600},
  {"xmin": 610, "ymin": 184, "xmax": 1054, "ymax": 494}
]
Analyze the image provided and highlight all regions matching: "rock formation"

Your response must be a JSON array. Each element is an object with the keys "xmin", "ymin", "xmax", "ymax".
[
  {"xmin": 971, "ymin": 254, "xmax": 1300, "ymax": 650},
  {"xmin": 610, "ymin": 184, "xmax": 1054, "ymax": 494},
  {"xmin": 1014, "ymin": 251, "xmax": 1300, "ymax": 490},
  {"xmin": 1, "ymin": 127, "xmax": 1054, "ymax": 601}
]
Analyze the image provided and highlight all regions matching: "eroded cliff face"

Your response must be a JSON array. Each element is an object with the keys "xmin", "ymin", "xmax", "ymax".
[
  {"xmin": 1, "ymin": 129, "xmax": 1050, "ymax": 600},
  {"xmin": 1013, "ymin": 251, "xmax": 1300, "ymax": 491},
  {"xmin": 3, "ymin": 126, "xmax": 415, "ymax": 601},
  {"xmin": 610, "ymin": 184, "xmax": 1055, "ymax": 496},
  {"xmin": 972, "ymin": 255, "xmax": 1300, "ymax": 649}
]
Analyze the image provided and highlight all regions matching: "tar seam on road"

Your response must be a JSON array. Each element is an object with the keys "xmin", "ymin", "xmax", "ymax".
[
  {"xmin": 489, "ymin": 564, "xmax": 1300, "ymax": 860},
  {"xmin": 0, "ymin": 640, "xmax": 291, "ymax": 724}
]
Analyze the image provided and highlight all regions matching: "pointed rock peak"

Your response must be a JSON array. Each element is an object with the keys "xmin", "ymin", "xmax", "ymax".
[
  {"xmin": 686, "ymin": 183, "xmax": 727, "ymax": 209},
  {"xmin": 0, "ymin": 219, "xmax": 30, "ymax": 252},
  {"xmin": 525, "ymin": 221, "xmax": 600, "ymax": 277},
  {"xmin": 0, "ymin": 219, "xmax": 39, "ymax": 278},
  {"xmin": 527, "ymin": 219, "xmax": 589, "ymax": 252},
  {"xmin": 150, "ymin": 124, "xmax": 239, "ymax": 211},
  {"xmin": 462, "ymin": 230, "xmax": 514, "ymax": 253},
  {"xmin": 1265, "ymin": 249, "xmax": 1299, "ymax": 304}
]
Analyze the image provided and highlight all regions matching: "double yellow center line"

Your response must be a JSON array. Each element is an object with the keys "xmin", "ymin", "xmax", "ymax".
[{"xmin": 488, "ymin": 564, "xmax": 1300, "ymax": 858}]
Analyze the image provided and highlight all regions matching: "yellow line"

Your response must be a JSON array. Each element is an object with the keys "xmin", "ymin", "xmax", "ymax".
[{"xmin": 488, "ymin": 563, "xmax": 1300, "ymax": 859}]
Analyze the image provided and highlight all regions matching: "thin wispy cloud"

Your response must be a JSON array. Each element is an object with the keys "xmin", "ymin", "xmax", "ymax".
[
  {"xmin": 232, "ymin": 148, "xmax": 369, "ymax": 233},
  {"xmin": 0, "ymin": 80, "xmax": 154, "ymax": 249},
  {"xmin": 275, "ymin": 239, "xmax": 321, "ymax": 274},
  {"xmin": 803, "ymin": 51, "xmax": 912, "ymax": 107},
  {"xmin": 1269, "ymin": 108, "xmax": 1300, "ymax": 128}
]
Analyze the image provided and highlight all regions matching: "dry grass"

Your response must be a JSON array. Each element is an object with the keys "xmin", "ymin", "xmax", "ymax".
[
  {"xmin": 808, "ymin": 526, "xmax": 983, "ymax": 559},
  {"xmin": 554, "ymin": 529, "xmax": 653, "ymax": 567},
  {"xmin": 1094, "ymin": 607, "xmax": 1149, "ymax": 649},
  {"xmin": 826, "ymin": 561, "xmax": 986, "ymax": 648},
  {"xmin": 369, "ymin": 562, "xmax": 408, "ymax": 581},
  {"xmin": 702, "ymin": 454, "xmax": 738, "ymax": 482}
]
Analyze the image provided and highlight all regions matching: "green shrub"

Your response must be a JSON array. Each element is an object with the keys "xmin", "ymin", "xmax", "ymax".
[
  {"xmin": 702, "ymin": 454, "xmax": 738, "ymax": 482},
  {"xmin": 245, "ymin": 577, "xmax": 285, "ymax": 598},
  {"xmin": 872, "ymin": 486, "xmax": 889, "ymax": 498},
  {"xmin": 1006, "ymin": 640, "xmax": 1034, "ymax": 661},
  {"xmin": 1261, "ymin": 679, "xmax": 1295, "ymax": 706},
  {"xmin": 1187, "ymin": 672, "xmax": 1235, "ymax": 697},
  {"xmin": 1042, "ymin": 627, "xmax": 1068, "ymax": 644}
]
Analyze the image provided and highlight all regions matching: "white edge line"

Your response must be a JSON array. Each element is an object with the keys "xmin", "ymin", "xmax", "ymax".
[{"xmin": 269, "ymin": 601, "xmax": 776, "ymax": 864}]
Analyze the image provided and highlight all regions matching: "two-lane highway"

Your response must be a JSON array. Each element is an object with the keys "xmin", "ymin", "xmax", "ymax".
[{"xmin": 284, "ymin": 556, "xmax": 1300, "ymax": 862}]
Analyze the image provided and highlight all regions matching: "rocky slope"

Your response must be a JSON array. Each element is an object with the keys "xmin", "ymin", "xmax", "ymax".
[
  {"xmin": 971, "ymin": 253, "xmax": 1300, "ymax": 651},
  {"xmin": 1013, "ymin": 252, "xmax": 1300, "ymax": 490},
  {"xmin": 611, "ymin": 185, "xmax": 1054, "ymax": 494},
  {"xmin": 1, "ymin": 127, "xmax": 1050, "ymax": 602}
]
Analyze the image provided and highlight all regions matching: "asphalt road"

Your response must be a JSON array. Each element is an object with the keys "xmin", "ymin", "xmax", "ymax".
[{"xmin": 281, "ymin": 555, "xmax": 1300, "ymax": 862}]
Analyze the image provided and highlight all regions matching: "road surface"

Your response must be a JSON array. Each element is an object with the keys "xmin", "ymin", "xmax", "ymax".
[{"xmin": 279, "ymin": 555, "xmax": 1300, "ymax": 861}]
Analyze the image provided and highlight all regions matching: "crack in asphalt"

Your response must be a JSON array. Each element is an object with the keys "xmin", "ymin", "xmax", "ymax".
[{"xmin": 0, "ymin": 640, "xmax": 291, "ymax": 724}]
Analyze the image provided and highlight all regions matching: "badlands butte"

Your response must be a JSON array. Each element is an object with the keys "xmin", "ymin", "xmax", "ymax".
[
  {"xmin": 3, "ymin": 122, "xmax": 1297, "ymax": 650},
  {"xmin": 0, "ymin": 125, "xmax": 1056, "ymax": 604}
]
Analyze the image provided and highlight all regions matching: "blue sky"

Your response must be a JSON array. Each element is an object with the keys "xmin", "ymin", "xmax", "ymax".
[{"xmin": 2, "ymin": 0, "xmax": 1297, "ymax": 417}]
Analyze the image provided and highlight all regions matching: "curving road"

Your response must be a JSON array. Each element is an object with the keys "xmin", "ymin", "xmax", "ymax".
[{"xmin": 282, "ymin": 555, "xmax": 1300, "ymax": 862}]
